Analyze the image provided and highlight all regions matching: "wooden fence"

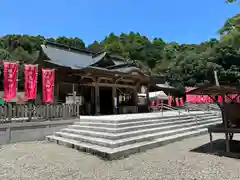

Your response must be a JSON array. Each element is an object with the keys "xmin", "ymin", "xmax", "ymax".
[{"xmin": 0, "ymin": 103, "xmax": 81, "ymax": 123}]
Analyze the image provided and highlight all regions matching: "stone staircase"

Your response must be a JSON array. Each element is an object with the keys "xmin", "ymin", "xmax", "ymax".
[{"xmin": 46, "ymin": 111, "xmax": 221, "ymax": 160}]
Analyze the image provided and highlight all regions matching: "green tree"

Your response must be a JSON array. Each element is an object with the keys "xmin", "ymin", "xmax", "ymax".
[
  {"xmin": 87, "ymin": 40, "xmax": 104, "ymax": 53},
  {"xmin": 55, "ymin": 36, "xmax": 85, "ymax": 49},
  {"xmin": 225, "ymin": 0, "xmax": 237, "ymax": 3},
  {"xmin": 0, "ymin": 12, "xmax": 240, "ymax": 90}
]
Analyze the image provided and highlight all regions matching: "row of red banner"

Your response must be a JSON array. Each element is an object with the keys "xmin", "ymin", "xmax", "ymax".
[
  {"xmin": 185, "ymin": 87, "xmax": 240, "ymax": 103},
  {"xmin": 168, "ymin": 96, "xmax": 184, "ymax": 107},
  {"xmin": 2, "ymin": 61, "xmax": 55, "ymax": 103}
]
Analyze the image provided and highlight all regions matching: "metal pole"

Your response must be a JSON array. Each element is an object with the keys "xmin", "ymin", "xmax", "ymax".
[{"xmin": 161, "ymin": 100, "xmax": 163, "ymax": 116}]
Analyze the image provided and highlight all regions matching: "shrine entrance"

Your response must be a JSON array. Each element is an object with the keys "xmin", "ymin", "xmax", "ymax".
[{"xmin": 99, "ymin": 87, "xmax": 113, "ymax": 115}]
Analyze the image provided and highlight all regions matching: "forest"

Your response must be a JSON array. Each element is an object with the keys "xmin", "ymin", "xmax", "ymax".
[{"xmin": 0, "ymin": 12, "xmax": 240, "ymax": 90}]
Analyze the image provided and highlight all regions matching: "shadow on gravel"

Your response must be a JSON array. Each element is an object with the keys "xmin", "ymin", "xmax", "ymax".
[{"xmin": 190, "ymin": 139, "xmax": 240, "ymax": 159}]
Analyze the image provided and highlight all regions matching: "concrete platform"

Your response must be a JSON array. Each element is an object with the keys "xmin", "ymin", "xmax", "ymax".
[{"xmin": 46, "ymin": 111, "xmax": 222, "ymax": 160}]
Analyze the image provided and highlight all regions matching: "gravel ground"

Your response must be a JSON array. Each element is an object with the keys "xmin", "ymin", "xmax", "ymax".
[{"xmin": 0, "ymin": 134, "xmax": 240, "ymax": 180}]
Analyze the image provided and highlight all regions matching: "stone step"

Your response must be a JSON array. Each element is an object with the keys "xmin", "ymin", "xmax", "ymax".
[
  {"xmin": 46, "ymin": 128, "xmax": 208, "ymax": 160},
  {"xmin": 79, "ymin": 112, "xmax": 212, "ymax": 124},
  {"xmin": 76, "ymin": 114, "xmax": 219, "ymax": 128},
  {"xmin": 71, "ymin": 115, "xmax": 219, "ymax": 133},
  {"xmin": 60, "ymin": 118, "xmax": 220, "ymax": 141},
  {"xmin": 78, "ymin": 114, "xmax": 218, "ymax": 127},
  {"xmin": 109, "ymin": 128, "xmax": 208, "ymax": 158},
  {"xmin": 75, "ymin": 116, "xmax": 193, "ymax": 128},
  {"xmin": 54, "ymin": 120, "xmax": 220, "ymax": 148}
]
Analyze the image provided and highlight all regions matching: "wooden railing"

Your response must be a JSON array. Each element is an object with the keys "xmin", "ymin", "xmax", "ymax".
[{"xmin": 0, "ymin": 103, "xmax": 82, "ymax": 123}]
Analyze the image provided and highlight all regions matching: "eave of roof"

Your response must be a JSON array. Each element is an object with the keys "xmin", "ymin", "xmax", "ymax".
[
  {"xmin": 108, "ymin": 66, "xmax": 145, "ymax": 75},
  {"xmin": 156, "ymin": 83, "xmax": 175, "ymax": 90},
  {"xmin": 187, "ymin": 83, "xmax": 240, "ymax": 95},
  {"xmin": 82, "ymin": 66, "xmax": 147, "ymax": 76}
]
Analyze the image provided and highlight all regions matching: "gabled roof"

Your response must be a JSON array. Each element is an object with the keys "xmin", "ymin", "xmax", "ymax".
[
  {"xmin": 41, "ymin": 42, "xmax": 105, "ymax": 69},
  {"xmin": 90, "ymin": 52, "xmax": 128, "ymax": 68},
  {"xmin": 41, "ymin": 42, "xmax": 147, "ymax": 76},
  {"xmin": 92, "ymin": 52, "xmax": 107, "ymax": 64}
]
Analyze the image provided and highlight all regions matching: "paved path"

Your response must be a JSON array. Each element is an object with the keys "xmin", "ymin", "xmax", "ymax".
[{"xmin": 0, "ymin": 134, "xmax": 239, "ymax": 180}]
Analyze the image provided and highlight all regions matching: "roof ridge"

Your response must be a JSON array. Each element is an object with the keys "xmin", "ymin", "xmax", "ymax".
[
  {"xmin": 92, "ymin": 51, "xmax": 106, "ymax": 59},
  {"xmin": 92, "ymin": 50, "xmax": 106, "ymax": 58},
  {"xmin": 44, "ymin": 41, "xmax": 93, "ymax": 55}
]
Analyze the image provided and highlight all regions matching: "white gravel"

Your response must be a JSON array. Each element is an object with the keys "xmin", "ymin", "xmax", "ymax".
[{"xmin": 0, "ymin": 134, "xmax": 240, "ymax": 180}]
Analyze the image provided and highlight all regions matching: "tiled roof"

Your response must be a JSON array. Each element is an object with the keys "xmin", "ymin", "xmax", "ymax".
[
  {"xmin": 41, "ymin": 43, "xmax": 146, "ymax": 76},
  {"xmin": 42, "ymin": 44, "xmax": 105, "ymax": 69}
]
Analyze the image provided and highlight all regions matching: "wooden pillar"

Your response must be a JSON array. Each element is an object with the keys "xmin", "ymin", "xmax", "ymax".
[
  {"xmin": 222, "ymin": 95, "xmax": 230, "ymax": 152},
  {"xmin": 112, "ymin": 87, "xmax": 117, "ymax": 114},
  {"xmin": 95, "ymin": 84, "xmax": 100, "ymax": 115},
  {"xmin": 55, "ymin": 83, "xmax": 59, "ymax": 103},
  {"xmin": 72, "ymin": 84, "xmax": 76, "ymax": 104},
  {"xmin": 133, "ymin": 88, "xmax": 138, "ymax": 113},
  {"xmin": 7, "ymin": 103, "xmax": 12, "ymax": 122},
  {"xmin": 90, "ymin": 87, "xmax": 95, "ymax": 114},
  {"xmin": 146, "ymin": 85, "xmax": 150, "ymax": 112},
  {"xmin": 214, "ymin": 70, "xmax": 230, "ymax": 153}
]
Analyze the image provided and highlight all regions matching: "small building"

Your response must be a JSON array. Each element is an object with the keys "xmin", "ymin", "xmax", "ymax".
[
  {"xmin": 36, "ymin": 41, "xmax": 150, "ymax": 115},
  {"xmin": 139, "ymin": 90, "xmax": 168, "ymax": 98}
]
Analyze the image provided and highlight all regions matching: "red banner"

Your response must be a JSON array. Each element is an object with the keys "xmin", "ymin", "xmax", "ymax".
[
  {"xmin": 179, "ymin": 98, "xmax": 184, "ymax": 106},
  {"xmin": 3, "ymin": 61, "xmax": 18, "ymax": 101},
  {"xmin": 24, "ymin": 64, "xmax": 38, "ymax": 100},
  {"xmin": 168, "ymin": 96, "xmax": 172, "ymax": 106},
  {"xmin": 185, "ymin": 87, "xmax": 196, "ymax": 103},
  {"xmin": 175, "ymin": 98, "xmax": 179, "ymax": 106},
  {"xmin": 42, "ymin": 69, "xmax": 55, "ymax": 103}
]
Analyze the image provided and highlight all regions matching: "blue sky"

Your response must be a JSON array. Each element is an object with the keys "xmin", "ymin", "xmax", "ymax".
[{"xmin": 0, "ymin": 0, "xmax": 239, "ymax": 45}]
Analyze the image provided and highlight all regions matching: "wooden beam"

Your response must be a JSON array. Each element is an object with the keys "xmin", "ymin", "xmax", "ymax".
[
  {"xmin": 81, "ymin": 76, "xmax": 96, "ymax": 82},
  {"xmin": 81, "ymin": 82, "xmax": 136, "ymax": 89},
  {"xmin": 58, "ymin": 79, "xmax": 137, "ymax": 90},
  {"xmin": 98, "ymin": 77, "xmax": 113, "ymax": 81},
  {"xmin": 116, "ymin": 78, "xmax": 134, "ymax": 83}
]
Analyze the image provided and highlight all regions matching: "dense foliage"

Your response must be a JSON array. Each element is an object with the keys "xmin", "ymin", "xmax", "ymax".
[
  {"xmin": 0, "ymin": 13, "xmax": 240, "ymax": 89},
  {"xmin": 226, "ymin": 0, "xmax": 237, "ymax": 3}
]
